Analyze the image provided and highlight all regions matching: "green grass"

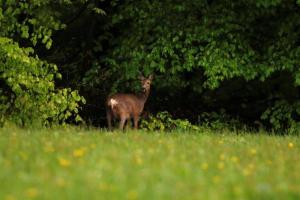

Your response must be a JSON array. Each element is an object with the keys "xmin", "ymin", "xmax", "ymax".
[{"xmin": 0, "ymin": 126, "xmax": 299, "ymax": 200}]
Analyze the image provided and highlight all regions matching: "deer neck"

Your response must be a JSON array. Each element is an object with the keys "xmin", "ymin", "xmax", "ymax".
[{"xmin": 138, "ymin": 88, "xmax": 150, "ymax": 103}]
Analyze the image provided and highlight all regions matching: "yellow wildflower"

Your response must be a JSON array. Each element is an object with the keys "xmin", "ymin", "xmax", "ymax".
[
  {"xmin": 288, "ymin": 142, "xmax": 294, "ymax": 148},
  {"xmin": 233, "ymin": 186, "xmax": 242, "ymax": 195},
  {"xmin": 231, "ymin": 156, "xmax": 239, "ymax": 163},
  {"xmin": 148, "ymin": 148, "xmax": 155, "ymax": 154},
  {"xmin": 201, "ymin": 163, "xmax": 208, "ymax": 170},
  {"xmin": 55, "ymin": 177, "xmax": 67, "ymax": 188},
  {"xmin": 58, "ymin": 158, "xmax": 71, "ymax": 167},
  {"xmin": 213, "ymin": 176, "xmax": 221, "ymax": 184},
  {"xmin": 134, "ymin": 155, "xmax": 143, "ymax": 165},
  {"xmin": 248, "ymin": 163, "xmax": 255, "ymax": 170},
  {"xmin": 219, "ymin": 153, "xmax": 225, "ymax": 160},
  {"xmin": 243, "ymin": 168, "xmax": 251, "ymax": 176},
  {"xmin": 218, "ymin": 162, "xmax": 225, "ymax": 170},
  {"xmin": 250, "ymin": 148, "xmax": 257, "ymax": 155},
  {"xmin": 218, "ymin": 140, "xmax": 224, "ymax": 144},
  {"xmin": 267, "ymin": 160, "xmax": 273, "ymax": 165},
  {"xmin": 44, "ymin": 145, "xmax": 55, "ymax": 153},
  {"xmin": 4, "ymin": 159, "xmax": 11, "ymax": 167},
  {"xmin": 25, "ymin": 187, "xmax": 39, "ymax": 198},
  {"xmin": 90, "ymin": 143, "xmax": 96, "ymax": 149},
  {"xmin": 5, "ymin": 195, "xmax": 15, "ymax": 200},
  {"xmin": 73, "ymin": 148, "xmax": 85, "ymax": 157},
  {"xmin": 127, "ymin": 190, "xmax": 138, "ymax": 200},
  {"xmin": 19, "ymin": 151, "xmax": 28, "ymax": 161},
  {"xmin": 99, "ymin": 183, "xmax": 113, "ymax": 191}
]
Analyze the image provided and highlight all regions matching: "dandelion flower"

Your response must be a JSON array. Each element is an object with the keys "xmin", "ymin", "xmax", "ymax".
[
  {"xmin": 219, "ymin": 153, "xmax": 225, "ymax": 160},
  {"xmin": 73, "ymin": 148, "xmax": 85, "ymax": 157},
  {"xmin": 250, "ymin": 149, "xmax": 257, "ymax": 155},
  {"xmin": 44, "ymin": 145, "xmax": 55, "ymax": 153},
  {"xmin": 5, "ymin": 194, "xmax": 15, "ymax": 200},
  {"xmin": 267, "ymin": 160, "xmax": 273, "ymax": 165},
  {"xmin": 231, "ymin": 156, "xmax": 239, "ymax": 163},
  {"xmin": 218, "ymin": 162, "xmax": 225, "ymax": 170},
  {"xmin": 55, "ymin": 177, "xmax": 67, "ymax": 188},
  {"xmin": 248, "ymin": 163, "xmax": 255, "ymax": 170},
  {"xmin": 201, "ymin": 163, "xmax": 208, "ymax": 170},
  {"xmin": 134, "ymin": 156, "xmax": 143, "ymax": 165},
  {"xmin": 19, "ymin": 152, "xmax": 28, "ymax": 161},
  {"xmin": 234, "ymin": 186, "xmax": 242, "ymax": 195},
  {"xmin": 58, "ymin": 158, "xmax": 71, "ymax": 167},
  {"xmin": 213, "ymin": 176, "xmax": 221, "ymax": 184},
  {"xmin": 288, "ymin": 142, "xmax": 294, "ymax": 148},
  {"xmin": 25, "ymin": 187, "xmax": 39, "ymax": 198},
  {"xmin": 243, "ymin": 169, "xmax": 251, "ymax": 176},
  {"xmin": 99, "ymin": 183, "xmax": 113, "ymax": 191},
  {"xmin": 90, "ymin": 143, "xmax": 96, "ymax": 149},
  {"xmin": 148, "ymin": 148, "xmax": 155, "ymax": 154},
  {"xmin": 127, "ymin": 190, "xmax": 138, "ymax": 200}
]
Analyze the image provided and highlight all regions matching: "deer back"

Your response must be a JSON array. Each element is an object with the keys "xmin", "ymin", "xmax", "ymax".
[{"xmin": 107, "ymin": 93, "xmax": 145, "ymax": 118}]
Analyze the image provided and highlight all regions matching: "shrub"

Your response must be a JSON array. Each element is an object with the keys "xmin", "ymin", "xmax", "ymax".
[
  {"xmin": 261, "ymin": 100, "xmax": 300, "ymax": 134},
  {"xmin": 197, "ymin": 110, "xmax": 246, "ymax": 131},
  {"xmin": 0, "ymin": 37, "xmax": 85, "ymax": 127},
  {"xmin": 140, "ymin": 111, "xmax": 199, "ymax": 132}
]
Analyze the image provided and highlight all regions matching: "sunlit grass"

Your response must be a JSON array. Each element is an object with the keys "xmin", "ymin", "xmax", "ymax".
[{"xmin": 0, "ymin": 126, "xmax": 299, "ymax": 200}]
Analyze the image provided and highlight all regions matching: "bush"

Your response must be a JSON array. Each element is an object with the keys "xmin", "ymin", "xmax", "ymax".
[
  {"xmin": 198, "ymin": 110, "xmax": 245, "ymax": 131},
  {"xmin": 0, "ymin": 37, "xmax": 85, "ymax": 127},
  {"xmin": 140, "ymin": 111, "xmax": 199, "ymax": 132},
  {"xmin": 261, "ymin": 100, "xmax": 300, "ymax": 134}
]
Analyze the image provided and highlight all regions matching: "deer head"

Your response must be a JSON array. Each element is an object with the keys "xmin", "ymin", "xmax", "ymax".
[{"xmin": 139, "ymin": 74, "xmax": 153, "ymax": 92}]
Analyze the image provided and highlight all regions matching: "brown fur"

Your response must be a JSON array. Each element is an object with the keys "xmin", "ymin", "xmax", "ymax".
[{"xmin": 106, "ymin": 75, "xmax": 153, "ymax": 130}]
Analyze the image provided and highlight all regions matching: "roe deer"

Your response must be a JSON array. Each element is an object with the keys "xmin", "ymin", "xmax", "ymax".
[{"xmin": 106, "ymin": 75, "xmax": 153, "ymax": 130}]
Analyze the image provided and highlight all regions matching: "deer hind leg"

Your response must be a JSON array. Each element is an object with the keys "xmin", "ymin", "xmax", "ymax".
[
  {"xmin": 119, "ymin": 116, "xmax": 127, "ymax": 130},
  {"xmin": 106, "ymin": 109, "xmax": 113, "ymax": 130}
]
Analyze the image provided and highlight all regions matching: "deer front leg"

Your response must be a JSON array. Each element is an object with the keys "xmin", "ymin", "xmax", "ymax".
[
  {"xmin": 119, "ymin": 117, "xmax": 127, "ymax": 130},
  {"xmin": 106, "ymin": 110, "xmax": 112, "ymax": 130},
  {"xmin": 133, "ymin": 116, "xmax": 139, "ymax": 129}
]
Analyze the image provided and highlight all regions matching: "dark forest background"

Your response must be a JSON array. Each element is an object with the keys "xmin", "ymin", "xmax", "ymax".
[{"xmin": 1, "ymin": 0, "xmax": 300, "ymax": 132}]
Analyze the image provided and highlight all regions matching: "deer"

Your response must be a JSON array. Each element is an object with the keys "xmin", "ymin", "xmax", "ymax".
[{"xmin": 106, "ymin": 75, "xmax": 153, "ymax": 130}]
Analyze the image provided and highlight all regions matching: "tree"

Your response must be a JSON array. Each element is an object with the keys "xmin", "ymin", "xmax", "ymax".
[
  {"xmin": 0, "ymin": 0, "xmax": 86, "ymax": 126},
  {"xmin": 89, "ymin": 0, "xmax": 300, "ymax": 131},
  {"xmin": 2, "ymin": 0, "xmax": 300, "ymax": 131}
]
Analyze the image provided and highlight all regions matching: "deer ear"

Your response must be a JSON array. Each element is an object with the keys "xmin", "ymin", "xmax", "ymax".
[
  {"xmin": 139, "ymin": 75, "xmax": 145, "ymax": 81},
  {"xmin": 148, "ymin": 74, "xmax": 153, "ymax": 81},
  {"xmin": 138, "ymin": 72, "xmax": 145, "ymax": 80}
]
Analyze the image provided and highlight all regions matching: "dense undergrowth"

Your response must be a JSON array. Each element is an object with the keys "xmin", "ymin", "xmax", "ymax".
[{"xmin": 139, "ymin": 111, "xmax": 299, "ymax": 135}]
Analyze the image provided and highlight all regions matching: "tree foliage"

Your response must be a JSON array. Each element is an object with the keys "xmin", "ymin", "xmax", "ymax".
[
  {"xmin": 0, "ymin": 0, "xmax": 85, "ymax": 126},
  {"xmin": 1, "ymin": 0, "xmax": 300, "ymax": 131},
  {"xmin": 106, "ymin": 0, "xmax": 300, "ymax": 87},
  {"xmin": 98, "ymin": 0, "xmax": 300, "ymax": 131}
]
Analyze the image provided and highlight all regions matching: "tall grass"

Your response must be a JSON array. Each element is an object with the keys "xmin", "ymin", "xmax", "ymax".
[{"xmin": 0, "ymin": 126, "xmax": 299, "ymax": 200}]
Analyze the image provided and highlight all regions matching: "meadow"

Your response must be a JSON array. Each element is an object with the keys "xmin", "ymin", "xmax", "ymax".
[{"xmin": 0, "ymin": 126, "xmax": 299, "ymax": 200}]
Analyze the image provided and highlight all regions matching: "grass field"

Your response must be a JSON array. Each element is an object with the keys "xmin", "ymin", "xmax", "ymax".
[{"xmin": 0, "ymin": 126, "xmax": 299, "ymax": 200}]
